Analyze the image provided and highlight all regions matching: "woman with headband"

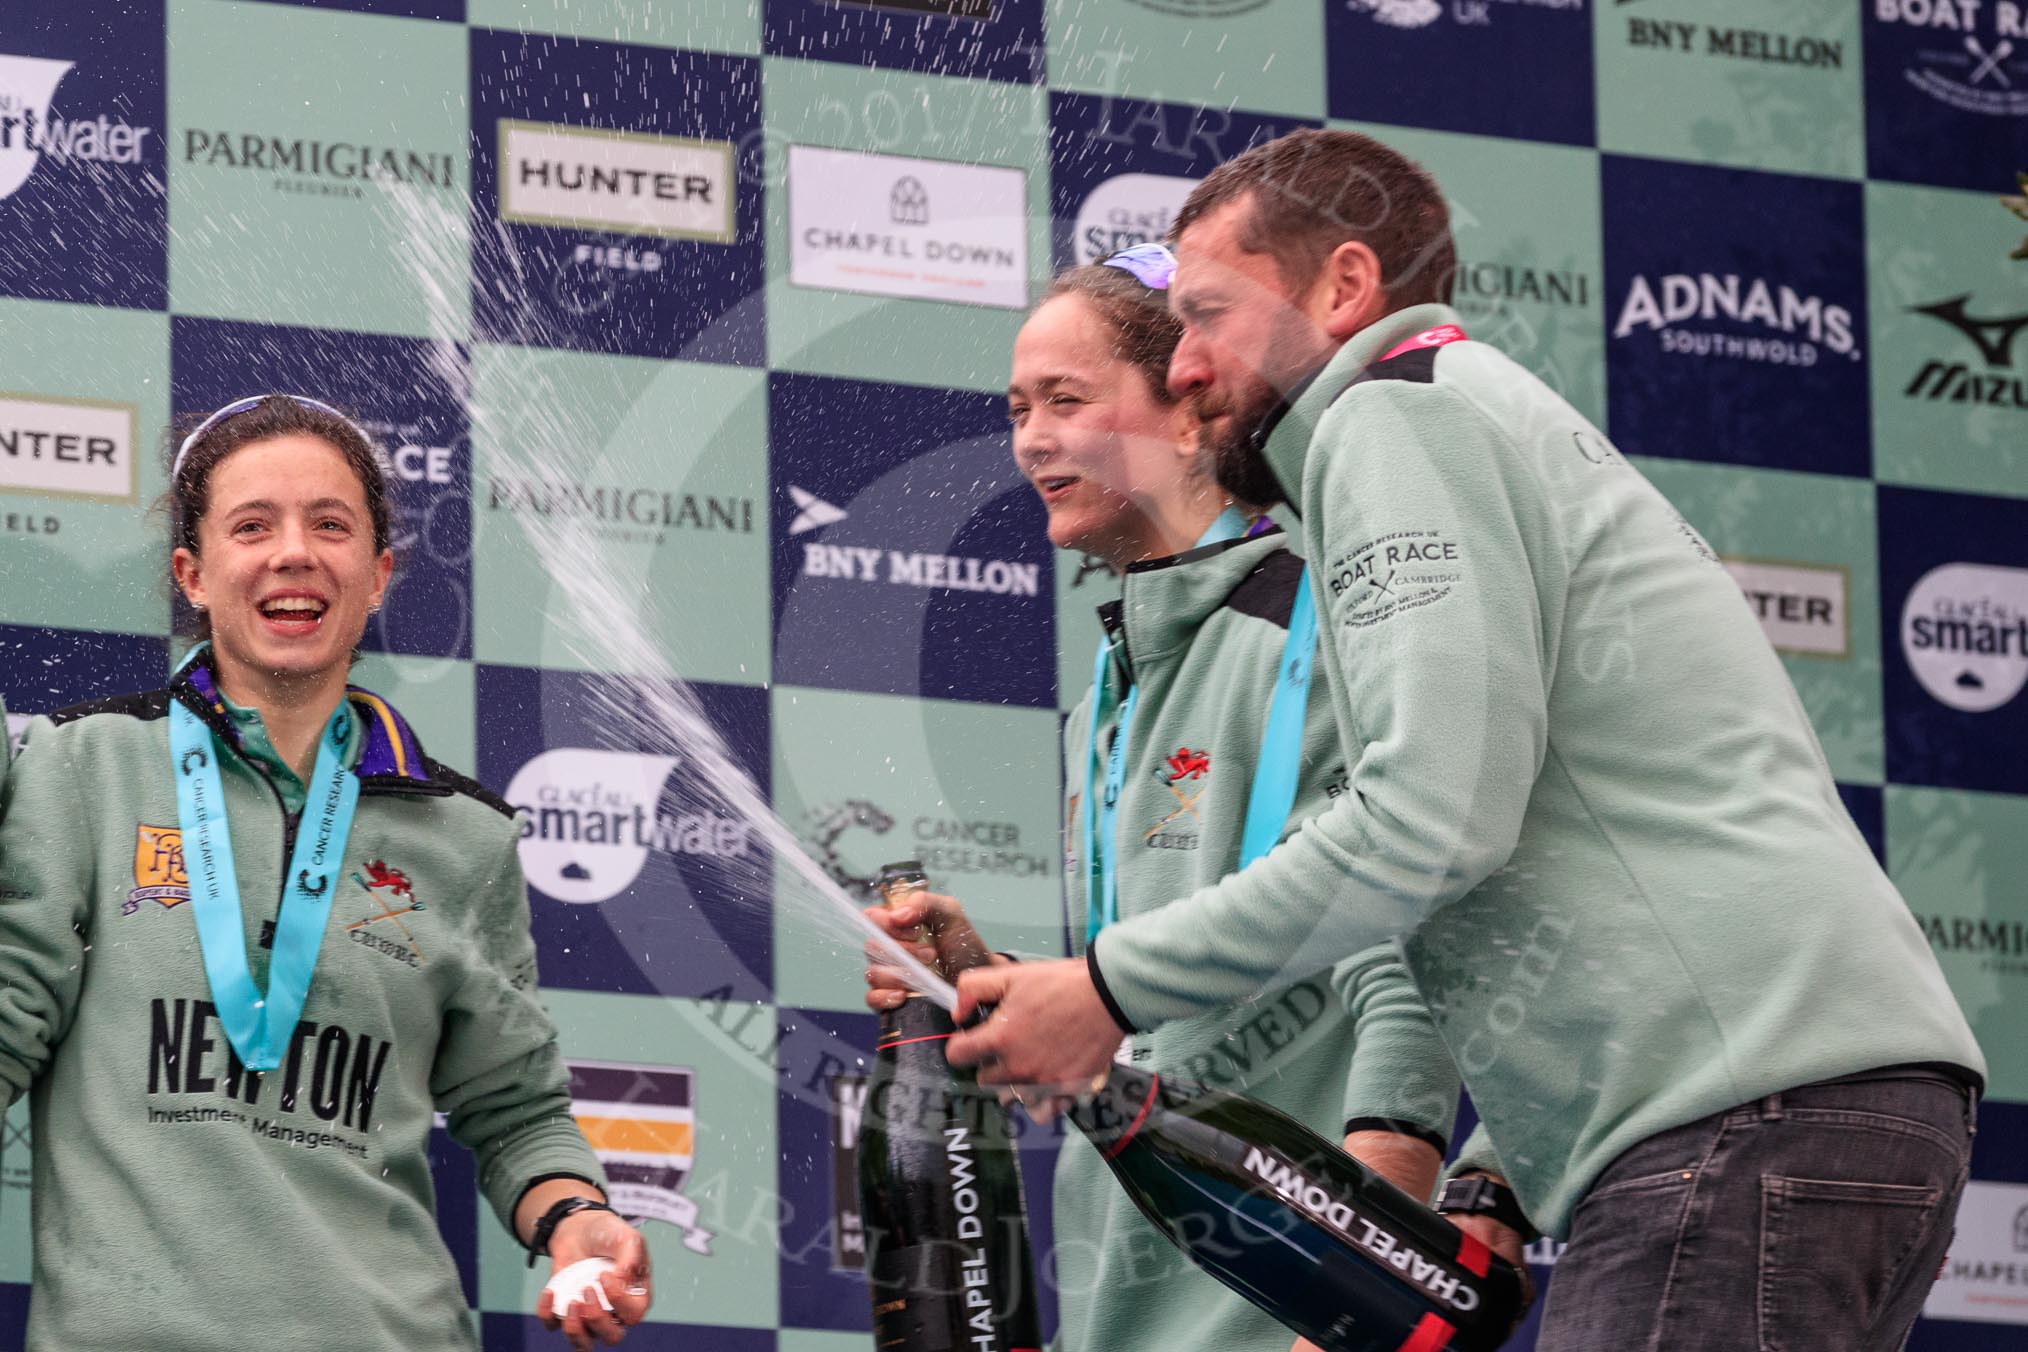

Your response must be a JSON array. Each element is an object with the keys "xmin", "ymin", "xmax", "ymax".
[
  {"xmin": 0, "ymin": 395, "xmax": 650, "ymax": 1351},
  {"xmin": 864, "ymin": 248, "xmax": 1461, "ymax": 1352}
]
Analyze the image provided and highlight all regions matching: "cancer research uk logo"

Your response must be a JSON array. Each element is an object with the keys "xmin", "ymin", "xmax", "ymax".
[
  {"xmin": 1900, "ymin": 563, "xmax": 2028, "ymax": 713},
  {"xmin": 506, "ymin": 748, "xmax": 754, "ymax": 905},
  {"xmin": 0, "ymin": 55, "xmax": 151, "ymax": 203}
]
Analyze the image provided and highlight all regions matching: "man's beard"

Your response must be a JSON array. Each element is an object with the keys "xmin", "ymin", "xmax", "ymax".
[{"xmin": 1194, "ymin": 377, "xmax": 1288, "ymax": 508}]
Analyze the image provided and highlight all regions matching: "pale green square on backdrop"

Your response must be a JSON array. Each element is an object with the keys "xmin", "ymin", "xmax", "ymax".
[
  {"xmin": 1866, "ymin": 181, "xmax": 2028, "ymax": 501},
  {"xmin": 467, "ymin": 0, "xmax": 761, "ymax": 55},
  {"xmin": 1045, "ymin": 0, "xmax": 1324, "ymax": 121},
  {"xmin": 1887, "ymin": 786, "xmax": 2028, "ymax": 1102},
  {"xmin": 0, "ymin": 301, "xmax": 171, "ymax": 637},
  {"xmin": 476, "ymin": 990, "xmax": 783, "ymax": 1325},
  {"xmin": 348, "ymin": 653, "xmax": 477, "ymax": 773},
  {"xmin": 468, "ymin": 344, "xmax": 770, "ymax": 686},
  {"xmin": 762, "ymin": 61, "xmax": 1051, "ymax": 394},
  {"xmin": 1636, "ymin": 457, "xmax": 1882, "ymax": 785},
  {"xmin": 1593, "ymin": 0, "xmax": 1863, "ymax": 179},
  {"xmin": 166, "ymin": 0, "xmax": 470, "ymax": 338},
  {"xmin": 779, "ymin": 1332, "xmax": 875, "ymax": 1352},
  {"xmin": 1334, "ymin": 121, "xmax": 1607, "ymax": 428},
  {"xmin": 770, "ymin": 685, "xmax": 1067, "ymax": 1013}
]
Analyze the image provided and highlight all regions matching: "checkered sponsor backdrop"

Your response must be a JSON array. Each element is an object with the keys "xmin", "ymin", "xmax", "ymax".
[{"xmin": 1, "ymin": 0, "xmax": 2024, "ymax": 1347}]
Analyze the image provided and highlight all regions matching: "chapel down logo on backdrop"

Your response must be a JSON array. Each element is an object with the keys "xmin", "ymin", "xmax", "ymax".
[
  {"xmin": 1924, "ymin": 1178, "xmax": 2028, "ymax": 1325},
  {"xmin": 507, "ymin": 747, "xmax": 754, "ymax": 905}
]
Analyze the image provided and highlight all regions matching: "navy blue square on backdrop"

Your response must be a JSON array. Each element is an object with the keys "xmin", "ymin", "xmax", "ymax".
[
  {"xmin": 0, "ymin": 622, "xmax": 165, "ymax": 715},
  {"xmin": 1836, "ymin": 782, "xmax": 1885, "ymax": 866},
  {"xmin": 1602, "ymin": 155, "xmax": 1870, "ymax": 478},
  {"xmin": 0, "ymin": 0, "xmax": 167, "ymax": 310},
  {"xmin": 1862, "ymin": 4, "xmax": 2028, "ymax": 192},
  {"xmin": 1879, "ymin": 486, "xmax": 2028, "ymax": 797},
  {"xmin": 1325, "ymin": 0, "xmax": 1594, "ymax": 147},
  {"xmin": 472, "ymin": 663, "xmax": 774, "ymax": 1002},
  {"xmin": 469, "ymin": 30, "xmax": 764, "ymax": 365},
  {"xmin": 169, "ymin": 317, "xmax": 474, "ymax": 661},
  {"xmin": 1047, "ymin": 93, "xmax": 1318, "ymax": 269},
  {"xmin": 775, "ymin": 1007, "xmax": 880, "ymax": 1332},
  {"xmin": 762, "ymin": 0, "xmax": 1047, "ymax": 84},
  {"xmin": 769, "ymin": 372, "xmax": 1055, "ymax": 709}
]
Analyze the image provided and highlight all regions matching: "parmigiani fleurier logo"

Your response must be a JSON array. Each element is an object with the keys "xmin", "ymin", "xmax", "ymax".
[{"xmin": 1901, "ymin": 563, "xmax": 2028, "ymax": 713}]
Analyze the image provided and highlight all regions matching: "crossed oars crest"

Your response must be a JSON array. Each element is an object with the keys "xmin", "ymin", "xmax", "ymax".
[
  {"xmin": 1145, "ymin": 747, "xmax": 1211, "ymax": 839},
  {"xmin": 346, "ymin": 859, "xmax": 428, "ymax": 964}
]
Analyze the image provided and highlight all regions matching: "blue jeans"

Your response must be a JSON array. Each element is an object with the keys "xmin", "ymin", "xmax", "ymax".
[{"xmin": 1536, "ymin": 1068, "xmax": 1977, "ymax": 1352}]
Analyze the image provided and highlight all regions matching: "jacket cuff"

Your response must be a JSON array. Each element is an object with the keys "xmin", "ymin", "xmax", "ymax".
[
  {"xmin": 480, "ymin": 1116, "xmax": 610, "ymax": 1237},
  {"xmin": 1343, "ymin": 1116, "xmax": 1447, "ymax": 1155},
  {"xmin": 1085, "ymin": 940, "xmax": 1138, "ymax": 1036}
]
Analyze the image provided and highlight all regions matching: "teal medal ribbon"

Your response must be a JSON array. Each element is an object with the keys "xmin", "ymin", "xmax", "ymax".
[
  {"xmin": 169, "ymin": 669, "xmax": 360, "ymax": 1072},
  {"xmin": 1083, "ymin": 508, "xmax": 1316, "ymax": 943}
]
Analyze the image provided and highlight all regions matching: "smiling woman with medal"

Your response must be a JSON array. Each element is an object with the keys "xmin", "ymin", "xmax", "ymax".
[{"xmin": 0, "ymin": 395, "xmax": 651, "ymax": 1352}]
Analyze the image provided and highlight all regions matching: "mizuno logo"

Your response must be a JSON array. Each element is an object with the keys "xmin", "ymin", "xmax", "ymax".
[{"xmin": 1910, "ymin": 296, "xmax": 2028, "ymax": 370}]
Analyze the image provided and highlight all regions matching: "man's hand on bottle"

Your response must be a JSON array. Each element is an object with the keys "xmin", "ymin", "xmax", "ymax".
[
  {"xmin": 945, "ymin": 958, "xmax": 1125, "ymax": 1115},
  {"xmin": 862, "ymin": 890, "xmax": 1002, "ymax": 1009}
]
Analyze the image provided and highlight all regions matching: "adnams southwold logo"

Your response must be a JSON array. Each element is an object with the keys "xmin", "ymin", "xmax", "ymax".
[
  {"xmin": 1073, "ymin": 172, "xmax": 1195, "ymax": 264},
  {"xmin": 1900, "ymin": 562, "xmax": 2028, "ymax": 712},
  {"xmin": 1905, "ymin": 294, "xmax": 2028, "ymax": 407},
  {"xmin": 1345, "ymin": 0, "xmax": 1582, "ymax": 27},
  {"xmin": 0, "ymin": 55, "xmax": 151, "ymax": 204},
  {"xmin": 789, "ymin": 486, "xmax": 1042, "ymax": 597},
  {"xmin": 507, "ymin": 748, "xmax": 753, "ymax": 904},
  {"xmin": 1613, "ymin": 272, "xmax": 1861, "ymax": 367},
  {"xmin": 1874, "ymin": 0, "xmax": 2028, "ymax": 117},
  {"xmin": 0, "ymin": 393, "xmax": 137, "ymax": 502},
  {"xmin": 499, "ymin": 120, "xmax": 735, "ymax": 243}
]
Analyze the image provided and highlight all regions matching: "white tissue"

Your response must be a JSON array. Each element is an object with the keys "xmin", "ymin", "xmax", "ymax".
[{"xmin": 543, "ymin": 1256, "xmax": 618, "ymax": 1315}]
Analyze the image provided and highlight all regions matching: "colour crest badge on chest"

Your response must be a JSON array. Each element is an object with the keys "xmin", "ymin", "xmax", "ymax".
[{"xmin": 126, "ymin": 824, "xmax": 190, "ymax": 914}]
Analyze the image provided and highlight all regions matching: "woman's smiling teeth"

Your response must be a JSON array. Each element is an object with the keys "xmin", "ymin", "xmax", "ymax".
[{"xmin": 259, "ymin": 596, "xmax": 328, "ymax": 627}]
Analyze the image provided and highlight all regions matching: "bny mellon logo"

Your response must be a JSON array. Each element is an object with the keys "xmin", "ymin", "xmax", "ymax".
[{"xmin": 788, "ymin": 485, "xmax": 847, "ymax": 536}]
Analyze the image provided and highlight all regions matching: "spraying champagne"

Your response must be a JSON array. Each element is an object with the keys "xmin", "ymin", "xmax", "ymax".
[{"xmin": 857, "ymin": 862, "xmax": 1042, "ymax": 1352}]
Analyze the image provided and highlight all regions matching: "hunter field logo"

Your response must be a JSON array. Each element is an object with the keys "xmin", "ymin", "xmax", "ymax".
[
  {"xmin": 507, "ymin": 747, "xmax": 753, "ymax": 905},
  {"xmin": 0, "ymin": 54, "xmax": 152, "ymax": 203},
  {"xmin": 343, "ymin": 860, "xmax": 427, "ymax": 968},
  {"xmin": 1072, "ymin": 172, "xmax": 1196, "ymax": 265},
  {"xmin": 1723, "ymin": 559, "xmax": 1850, "ymax": 658},
  {"xmin": 499, "ymin": 120, "xmax": 735, "ymax": 243},
  {"xmin": 788, "ymin": 145, "xmax": 1028, "ymax": 310},
  {"xmin": 1613, "ymin": 273, "xmax": 1861, "ymax": 366},
  {"xmin": 1905, "ymin": 294, "xmax": 2028, "ymax": 407},
  {"xmin": 570, "ymin": 1059, "xmax": 714, "ymax": 1254},
  {"xmin": 0, "ymin": 393, "xmax": 137, "ymax": 502},
  {"xmin": 1900, "ymin": 563, "xmax": 2028, "ymax": 712},
  {"xmin": 1873, "ymin": 0, "xmax": 2028, "ymax": 116},
  {"xmin": 125, "ymin": 824, "xmax": 189, "ymax": 914}
]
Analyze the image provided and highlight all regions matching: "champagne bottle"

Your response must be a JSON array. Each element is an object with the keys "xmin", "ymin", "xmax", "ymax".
[
  {"xmin": 858, "ymin": 862, "xmax": 1042, "ymax": 1352},
  {"xmin": 1066, "ymin": 1063, "xmax": 1524, "ymax": 1352}
]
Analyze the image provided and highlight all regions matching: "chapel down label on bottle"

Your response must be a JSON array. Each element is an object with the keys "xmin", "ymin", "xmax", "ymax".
[
  {"xmin": 857, "ymin": 861, "xmax": 1042, "ymax": 1352},
  {"xmin": 1068, "ymin": 1063, "xmax": 1524, "ymax": 1352}
]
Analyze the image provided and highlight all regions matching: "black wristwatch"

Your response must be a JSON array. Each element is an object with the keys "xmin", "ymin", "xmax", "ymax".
[
  {"xmin": 1435, "ymin": 1174, "xmax": 1539, "ymax": 1244},
  {"xmin": 526, "ymin": 1195, "xmax": 617, "ymax": 1267}
]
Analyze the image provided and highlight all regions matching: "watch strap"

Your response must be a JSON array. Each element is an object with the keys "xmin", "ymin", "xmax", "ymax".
[
  {"xmin": 526, "ymin": 1195, "xmax": 617, "ymax": 1267},
  {"xmin": 1435, "ymin": 1174, "xmax": 1538, "ymax": 1243}
]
